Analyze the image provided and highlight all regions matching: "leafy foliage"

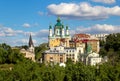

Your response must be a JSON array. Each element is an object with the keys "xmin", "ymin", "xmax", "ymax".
[
  {"xmin": 105, "ymin": 33, "xmax": 120, "ymax": 51},
  {"xmin": 0, "ymin": 37, "xmax": 120, "ymax": 81},
  {"xmin": 0, "ymin": 43, "xmax": 25, "ymax": 64},
  {"xmin": 99, "ymin": 33, "xmax": 120, "ymax": 58},
  {"xmin": 35, "ymin": 43, "xmax": 48, "ymax": 61}
]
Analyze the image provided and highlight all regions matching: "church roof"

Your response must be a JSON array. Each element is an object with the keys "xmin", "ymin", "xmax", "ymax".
[
  {"xmin": 66, "ymin": 26, "xmax": 68, "ymax": 30},
  {"xmin": 49, "ymin": 25, "xmax": 52, "ymax": 29},
  {"xmin": 55, "ymin": 17, "xmax": 64, "ymax": 29},
  {"xmin": 29, "ymin": 34, "xmax": 34, "ymax": 47}
]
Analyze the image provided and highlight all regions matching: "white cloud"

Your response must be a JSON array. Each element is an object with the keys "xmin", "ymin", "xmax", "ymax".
[
  {"xmin": 6, "ymin": 38, "xmax": 37, "ymax": 46},
  {"xmin": 22, "ymin": 23, "xmax": 31, "ymax": 28},
  {"xmin": 35, "ymin": 29, "xmax": 49, "ymax": 37},
  {"xmin": 0, "ymin": 26, "xmax": 24, "ymax": 37},
  {"xmin": 0, "ymin": 25, "xmax": 48, "ymax": 46},
  {"xmin": 16, "ymin": 39, "xmax": 37, "ymax": 45},
  {"xmin": 92, "ymin": 0, "xmax": 116, "ymax": 4},
  {"xmin": 0, "ymin": 24, "xmax": 26, "ymax": 37},
  {"xmin": 24, "ymin": 32, "xmax": 36, "ymax": 37},
  {"xmin": 72, "ymin": 24, "xmax": 120, "ymax": 34},
  {"xmin": 0, "ymin": 24, "xmax": 120, "ymax": 46},
  {"xmin": 22, "ymin": 23, "xmax": 39, "ymax": 28},
  {"xmin": 47, "ymin": 2, "xmax": 120, "ymax": 20}
]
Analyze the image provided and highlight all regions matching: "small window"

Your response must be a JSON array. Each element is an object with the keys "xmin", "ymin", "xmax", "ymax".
[
  {"xmin": 79, "ymin": 50, "xmax": 81, "ymax": 53},
  {"xmin": 50, "ymin": 57, "xmax": 53, "ymax": 60},
  {"xmin": 60, "ymin": 58, "xmax": 63, "ymax": 63},
  {"xmin": 72, "ymin": 57, "xmax": 74, "ymax": 59}
]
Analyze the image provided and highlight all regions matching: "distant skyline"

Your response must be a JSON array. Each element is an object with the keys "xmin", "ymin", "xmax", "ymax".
[{"xmin": 0, "ymin": 0, "xmax": 120, "ymax": 46}]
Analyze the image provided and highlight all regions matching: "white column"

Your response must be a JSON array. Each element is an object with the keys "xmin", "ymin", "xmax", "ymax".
[{"xmin": 49, "ymin": 29, "xmax": 52, "ymax": 37}]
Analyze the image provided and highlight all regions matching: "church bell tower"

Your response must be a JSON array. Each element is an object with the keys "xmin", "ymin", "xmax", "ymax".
[{"xmin": 28, "ymin": 34, "xmax": 34, "ymax": 53}]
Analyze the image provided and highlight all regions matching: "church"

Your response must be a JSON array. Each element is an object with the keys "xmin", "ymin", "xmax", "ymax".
[
  {"xmin": 20, "ymin": 34, "xmax": 35, "ymax": 62},
  {"xmin": 43, "ymin": 17, "xmax": 102, "ymax": 65},
  {"xmin": 48, "ymin": 17, "xmax": 71, "ymax": 48}
]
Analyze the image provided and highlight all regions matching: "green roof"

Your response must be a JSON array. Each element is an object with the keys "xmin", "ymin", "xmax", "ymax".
[
  {"xmin": 55, "ymin": 22, "xmax": 63, "ymax": 27},
  {"xmin": 66, "ymin": 26, "xmax": 68, "ymax": 30},
  {"xmin": 57, "ymin": 16, "xmax": 61, "ymax": 22},
  {"xmin": 49, "ymin": 25, "xmax": 52, "ymax": 29},
  {"xmin": 62, "ymin": 25, "xmax": 64, "ymax": 29},
  {"xmin": 54, "ymin": 17, "xmax": 63, "ymax": 29}
]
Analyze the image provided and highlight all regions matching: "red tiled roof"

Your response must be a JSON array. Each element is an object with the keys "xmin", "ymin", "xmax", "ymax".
[
  {"xmin": 73, "ymin": 34, "xmax": 90, "ymax": 38},
  {"xmin": 72, "ymin": 34, "xmax": 98, "ymax": 42}
]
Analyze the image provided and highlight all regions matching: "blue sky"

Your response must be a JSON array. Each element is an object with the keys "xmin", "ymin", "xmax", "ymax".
[{"xmin": 0, "ymin": 0, "xmax": 120, "ymax": 46}]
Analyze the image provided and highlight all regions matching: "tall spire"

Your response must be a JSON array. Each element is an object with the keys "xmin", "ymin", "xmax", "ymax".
[{"xmin": 29, "ymin": 34, "xmax": 34, "ymax": 47}]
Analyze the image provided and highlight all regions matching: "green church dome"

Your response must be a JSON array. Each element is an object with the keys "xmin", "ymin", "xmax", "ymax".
[
  {"xmin": 55, "ymin": 17, "xmax": 63, "ymax": 29},
  {"xmin": 57, "ymin": 16, "xmax": 61, "ymax": 22}
]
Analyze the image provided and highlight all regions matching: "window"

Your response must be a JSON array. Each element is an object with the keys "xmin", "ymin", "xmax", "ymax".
[
  {"xmin": 72, "ymin": 57, "xmax": 74, "ymax": 59},
  {"xmin": 69, "ymin": 50, "xmax": 71, "ymax": 52},
  {"xmin": 79, "ymin": 50, "xmax": 81, "ymax": 53},
  {"xmin": 50, "ymin": 57, "xmax": 53, "ymax": 61},
  {"xmin": 60, "ymin": 58, "xmax": 63, "ymax": 63}
]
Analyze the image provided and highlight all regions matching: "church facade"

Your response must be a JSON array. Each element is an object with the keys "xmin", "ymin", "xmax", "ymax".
[{"xmin": 48, "ymin": 17, "xmax": 71, "ymax": 48}]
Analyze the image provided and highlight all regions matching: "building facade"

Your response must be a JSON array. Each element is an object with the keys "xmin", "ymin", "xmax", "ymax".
[
  {"xmin": 86, "ymin": 52, "xmax": 102, "ymax": 65},
  {"xmin": 44, "ymin": 46, "xmax": 66, "ymax": 64},
  {"xmin": 80, "ymin": 43, "xmax": 102, "ymax": 66},
  {"xmin": 92, "ymin": 34, "xmax": 108, "ymax": 41},
  {"xmin": 72, "ymin": 34, "xmax": 100, "ymax": 53},
  {"xmin": 44, "ymin": 45, "xmax": 84, "ymax": 64}
]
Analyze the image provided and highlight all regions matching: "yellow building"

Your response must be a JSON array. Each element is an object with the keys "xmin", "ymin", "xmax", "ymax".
[
  {"xmin": 48, "ymin": 17, "xmax": 71, "ymax": 48},
  {"xmin": 44, "ymin": 46, "xmax": 66, "ymax": 64}
]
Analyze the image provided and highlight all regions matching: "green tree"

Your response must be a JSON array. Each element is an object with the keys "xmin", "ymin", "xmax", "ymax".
[
  {"xmin": 0, "ymin": 43, "xmax": 25, "ymax": 64},
  {"xmin": 99, "ymin": 47, "xmax": 107, "ymax": 57},
  {"xmin": 100, "ymin": 40, "xmax": 105, "ymax": 47},
  {"xmin": 35, "ymin": 43, "xmax": 48, "ymax": 62},
  {"xmin": 21, "ymin": 45, "xmax": 28, "ymax": 50},
  {"xmin": 105, "ymin": 33, "xmax": 120, "ymax": 51}
]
